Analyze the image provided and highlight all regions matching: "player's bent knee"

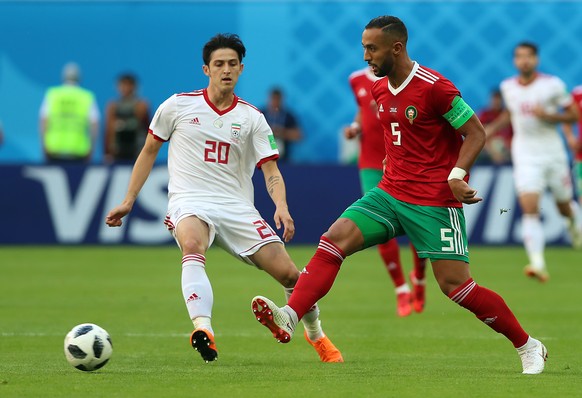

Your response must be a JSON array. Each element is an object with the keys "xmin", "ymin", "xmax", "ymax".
[
  {"xmin": 179, "ymin": 237, "xmax": 207, "ymax": 254},
  {"xmin": 323, "ymin": 218, "xmax": 364, "ymax": 255}
]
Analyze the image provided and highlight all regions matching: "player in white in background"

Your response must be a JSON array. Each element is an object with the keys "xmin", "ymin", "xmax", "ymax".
[
  {"xmin": 562, "ymin": 85, "xmax": 582, "ymax": 210},
  {"xmin": 486, "ymin": 41, "xmax": 582, "ymax": 282},
  {"xmin": 105, "ymin": 33, "xmax": 343, "ymax": 363}
]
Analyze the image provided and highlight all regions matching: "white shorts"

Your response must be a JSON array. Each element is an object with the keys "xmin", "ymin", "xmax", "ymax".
[
  {"xmin": 513, "ymin": 157, "xmax": 573, "ymax": 202},
  {"xmin": 164, "ymin": 198, "xmax": 283, "ymax": 265}
]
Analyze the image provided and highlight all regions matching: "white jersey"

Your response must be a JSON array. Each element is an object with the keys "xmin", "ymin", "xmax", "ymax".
[
  {"xmin": 149, "ymin": 89, "xmax": 279, "ymax": 205},
  {"xmin": 500, "ymin": 73, "xmax": 573, "ymax": 163}
]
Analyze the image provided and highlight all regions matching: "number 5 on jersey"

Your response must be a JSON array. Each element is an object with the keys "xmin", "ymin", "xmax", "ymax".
[{"xmin": 391, "ymin": 123, "xmax": 401, "ymax": 146}]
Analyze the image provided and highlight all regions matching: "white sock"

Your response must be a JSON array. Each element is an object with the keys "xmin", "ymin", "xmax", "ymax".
[
  {"xmin": 193, "ymin": 316, "xmax": 213, "ymax": 335},
  {"xmin": 522, "ymin": 214, "xmax": 545, "ymax": 271},
  {"xmin": 182, "ymin": 254, "xmax": 213, "ymax": 333},
  {"xmin": 568, "ymin": 200, "xmax": 582, "ymax": 229},
  {"xmin": 395, "ymin": 284, "xmax": 411, "ymax": 294},
  {"xmin": 570, "ymin": 200, "xmax": 581, "ymax": 220},
  {"xmin": 284, "ymin": 287, "xmax": 322, "ymax": 340},
  {"xmin": 517, "ymin": 336, "xmax": 538, "ymax": 352}
]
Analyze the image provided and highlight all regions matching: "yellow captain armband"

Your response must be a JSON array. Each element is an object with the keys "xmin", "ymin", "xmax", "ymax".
[{"xmin": 443, "ymin": 96, "xmax": 475, "ymax": 129}]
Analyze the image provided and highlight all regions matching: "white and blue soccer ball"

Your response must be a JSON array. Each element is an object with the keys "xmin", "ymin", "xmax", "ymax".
[{"xmin": 64, "ymin": 323, "xmax": 113, "ymax": 371}]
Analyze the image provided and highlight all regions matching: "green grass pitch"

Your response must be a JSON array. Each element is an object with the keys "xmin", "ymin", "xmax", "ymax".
[{"xmin": 1, "ymin": 245, "xmax": 581, "ymax": 397}]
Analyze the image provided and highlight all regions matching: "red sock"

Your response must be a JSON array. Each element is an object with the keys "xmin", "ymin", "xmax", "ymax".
[
  {"xmin": 410, "ymin": 243, "xmax": 427, "ymax": 280},
  {"xmin": 378, "ymin": 239, "xmax": 406, "ymax": 287},
  {"xmin": 449, "ymin": 279, "xmax": 529, "ymax": 348},
  {"xmin": 288, "ymin": 236, "xmax": 345, "ymax": 320}
]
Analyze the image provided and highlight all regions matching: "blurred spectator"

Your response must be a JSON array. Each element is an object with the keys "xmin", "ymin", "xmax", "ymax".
[
  {"xmin": 39, "ymin": 62, "xmax": 100, "ymax": 163},
  {"xmin": 479, "ymin": 89, "xmax": 512, "ymax": 164},
  {"xmin": 261, "ymin": 87, "xmax": 302, "ymax": 162},
  {"xmin": 104, "ymin": 73, "xmax": 149, "ymax": 163}
]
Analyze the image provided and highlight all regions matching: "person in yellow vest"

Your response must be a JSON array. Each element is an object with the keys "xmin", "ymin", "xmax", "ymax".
[{"xmin": 39, "ymin": 62, "xmax": 100, "ymax": 163}]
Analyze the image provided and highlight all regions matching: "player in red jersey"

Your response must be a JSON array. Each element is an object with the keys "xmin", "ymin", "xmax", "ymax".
[
  {"xmin": 345, "ymin": 67, "xmax": 427, "ymax": 316},
  {"xmin": 563, "ymin": 85, "xmax": 582, "ymax": 208},
  {"xmin": 251, "ymin": 16, "xmax": 547, "ymax": 374}
]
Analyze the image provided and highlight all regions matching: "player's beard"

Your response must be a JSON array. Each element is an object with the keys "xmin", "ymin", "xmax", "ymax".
[
  {"xmin": 371, "ymin": 58, "xmax": 393, "ymax": 78},
  {"xmin": 519, "ymin": 67, "xmax": 536, "ymax": 80}
]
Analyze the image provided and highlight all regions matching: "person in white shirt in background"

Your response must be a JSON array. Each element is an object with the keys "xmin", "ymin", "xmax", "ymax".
[{"xmin": 486, "ymin": 41, "xmax": 581, "ymax": 282}]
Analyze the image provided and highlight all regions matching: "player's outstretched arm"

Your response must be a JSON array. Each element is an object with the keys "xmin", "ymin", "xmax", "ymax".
[
  {"xmin": 533, "ymin": 102, "xmax": 580, "ymax": 124},
  {"xmin": 344, "ymin": 111, "xmax": 362, "ymax": 139},
  {"xmin": 260, "ymin": 159, "xmax": 295, "ymax": 242},
  {"xmin": 483, "ymin": 109, "xmax": 511, "ymax": 138},
  {"xmin": 105, "ymin": 134, "xmax": 163, "ymax": 227}
]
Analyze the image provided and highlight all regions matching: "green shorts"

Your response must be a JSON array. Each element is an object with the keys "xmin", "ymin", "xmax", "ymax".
[
  {"xmin": 340, "ymin": 187, "xmax": 469, "ymax": 262},
  {"xmin": 360, "ymin": 168, "xmax": 383, "ymax": 194}
]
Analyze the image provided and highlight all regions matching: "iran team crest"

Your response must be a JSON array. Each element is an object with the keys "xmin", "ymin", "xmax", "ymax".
[
  {"xmin": 231, "ymin": 123, "xmax": 241, "ymax": 140},
  {"xmin": 405, "ymin": 106, "xmax": 417, "ymax": 124}
]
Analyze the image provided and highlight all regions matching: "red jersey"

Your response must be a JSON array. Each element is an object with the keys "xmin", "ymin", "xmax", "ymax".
[
  {"xmin": 572, "ymin": 85, "xmax": 582, "ymax": 162},
  {"xmin": 478, "ymin": 107, "xmax": 513, "ymax": 149},
  {"xmin": 372, "ymin": 62, "xmax": 465, "ymax": 207},
  {"xmin": 348, "ymin": 68, "xmax": 385, "ymax": 170}
]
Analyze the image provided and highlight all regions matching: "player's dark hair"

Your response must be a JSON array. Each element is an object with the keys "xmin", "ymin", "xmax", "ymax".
[
  {"xmin": 203, "ymin": 33, "xmax": 246, "ymax": 65},
  {"xmin": 515, "ymin": 41, "xmax": 538, "ymax": 55},
  {"xmin": 365, "ymin": 16, "xmax": 408, "ymax": 44}
]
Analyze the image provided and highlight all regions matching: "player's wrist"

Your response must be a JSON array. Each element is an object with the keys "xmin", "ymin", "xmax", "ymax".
[
  {"xmin": 122, "ymin": 196, "xmax": 137, "ymax": 208},
  {"xmin": 350, "ymin": 121, "xmax": 361, "ymax": 130},
  {"xmin": 447, "ymin": 167, "xmax": 467, "ymax": 181}
]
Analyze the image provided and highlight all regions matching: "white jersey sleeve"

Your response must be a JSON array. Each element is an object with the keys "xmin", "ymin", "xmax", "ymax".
[
  {"xmin": 149, "ymin": 95, "xmax": 177, "ymax": 141},
  {"xmin": 553, "ymin": 77, "xmax": 574, "ymax": 109},
  {"xmin": 252, "ymin": 113, "xmax": 279, "ymax": 166}
]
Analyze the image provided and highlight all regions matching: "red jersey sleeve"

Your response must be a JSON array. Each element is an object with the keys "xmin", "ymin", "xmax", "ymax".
[{"xmin": 429, "ymin": 78, "xmax": 461, "ymax": 118}]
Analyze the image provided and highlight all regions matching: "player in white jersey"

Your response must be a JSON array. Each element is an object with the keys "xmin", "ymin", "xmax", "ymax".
[
  {"xmin": 105, "ymin": 33, "xmax": 343, "ymax": 363},
  {"xmin": 485, "ymin": 42, "xmax": 581, "ymax": 282}
]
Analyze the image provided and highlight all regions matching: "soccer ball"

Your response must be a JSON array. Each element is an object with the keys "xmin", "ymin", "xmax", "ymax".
[{"xmin": 64, "ymin": 323, "xmax": 113, "ymax": 371}]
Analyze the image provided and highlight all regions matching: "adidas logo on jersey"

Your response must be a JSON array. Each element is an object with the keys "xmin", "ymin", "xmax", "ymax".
[
  {"xmin": 378, "ymin": 104, "xmax": 384, "ymax": 112},
  {"xmin": 189, "ymin": 117, "xmax": 201, "ymax": 125}
]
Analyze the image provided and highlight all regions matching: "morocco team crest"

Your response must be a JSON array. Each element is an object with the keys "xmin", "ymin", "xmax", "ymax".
[{"xmin": 405, "ymin": 106, "xmax": 417, "ymax": 124}]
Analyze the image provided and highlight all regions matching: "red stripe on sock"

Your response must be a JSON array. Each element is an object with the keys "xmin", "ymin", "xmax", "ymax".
[
  {"xmin": 288, "ymin": 236, "xmax": 344, "ymax": 319},
  {"xmin": 449, "ymin": 278, "xmax": 529, "ymax": 348},
  {"xmin": 182, "ymin": 254, "xmax": 206, "ymax": 265}
]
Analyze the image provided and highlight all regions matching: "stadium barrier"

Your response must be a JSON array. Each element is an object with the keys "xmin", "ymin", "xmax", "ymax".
[{"xmin": 0, "ymin": 164, "xmax": 571, "ymax": 245}]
